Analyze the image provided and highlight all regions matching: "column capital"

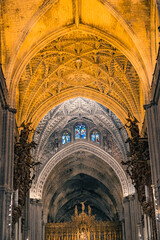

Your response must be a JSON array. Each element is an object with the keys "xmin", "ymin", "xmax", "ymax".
[
  {"xmin": 3, "ymin": 104, "xmax": 17, "ymax": 113},
  {"xmin": 123, "ymin": 196, "xmax": 130, "ymax": 203},
  {"xmin": 8, "ymin": 107, "xmax": 17, "ymax": 114},
  {"xmin": 30, "ymin": 198, "xmax": 42, "ymax": 205},
  {"xmin": 129, "ymin": 194, "xmax": 135, "ymax": 201},
  {"xmin": 144, "ymin": 101, "xmax": 156, "ymax": 110},
  {"xmin": 123, "ymin": 194, "xmax": 135, "ymax": 203}
]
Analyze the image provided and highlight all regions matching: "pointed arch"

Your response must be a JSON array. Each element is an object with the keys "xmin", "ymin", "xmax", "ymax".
[{"xmin": 30, "ymin": 141, "xmax": 134, "ymax": 199}]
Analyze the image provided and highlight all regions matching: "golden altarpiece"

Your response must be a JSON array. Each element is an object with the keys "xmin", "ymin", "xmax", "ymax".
[{"xmin": 45, "ymin": 203, "xmax": 122, "ymax": 240}]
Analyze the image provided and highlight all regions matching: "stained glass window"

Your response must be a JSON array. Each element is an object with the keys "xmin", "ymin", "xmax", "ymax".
[
  {"xmin": 75, "ymin": 123, "xmax": 86, "ymax": 139},
  {"xmin": 91, "ymin": 130, "xmax": 99, "ymax": 143},
  {"xmin": 62, "ymin": 131, "xmax": 70, "ymax": 145}
]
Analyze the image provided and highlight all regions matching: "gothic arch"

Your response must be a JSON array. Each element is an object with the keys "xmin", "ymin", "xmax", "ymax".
[{"xmin": 30, "ymin": 141, "xmax": 134, "ymax": 199}]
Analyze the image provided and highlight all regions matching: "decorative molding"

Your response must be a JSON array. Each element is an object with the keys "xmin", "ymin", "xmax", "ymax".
[
  {"xmin": 30, "ymin": 141, "xmax": 134, "ymax": 199},
  {"xmin": 143, "ymin": 101, "xmax": 156, "ymax": 110}
]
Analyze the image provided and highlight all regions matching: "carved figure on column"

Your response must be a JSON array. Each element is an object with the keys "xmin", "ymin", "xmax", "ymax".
[
  {"xmin": 12, "ymin": 121, "xmax": 40, "ymax": 236},
  {"xmin": 120, "ymin": 113, "xmax": 157, "ymax": 239}
]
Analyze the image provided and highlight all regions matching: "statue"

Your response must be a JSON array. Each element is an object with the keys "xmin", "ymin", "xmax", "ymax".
[
  {"xmin": 79, "ymin": 228, "xmax": 88, "ymax": 240},
  {"xmin": 88, "ymin": 205, "xmax": 91, "ymax": 216},
  {"xmin": 75, "ymin": 205, "xmax": 78, "ymax": 216},
  {"xmin": 80, "ymin": 201, "xmax": 86, "ymax": 212}
]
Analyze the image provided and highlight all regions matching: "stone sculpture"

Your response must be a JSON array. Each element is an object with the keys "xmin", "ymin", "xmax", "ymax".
[
  {"xmin": 121, "ymin": 113, "xmax": 157, "ymax": 238},
  {"xmin": 12, "ymin": 121, "xmax": 40, "ymax": 236}
]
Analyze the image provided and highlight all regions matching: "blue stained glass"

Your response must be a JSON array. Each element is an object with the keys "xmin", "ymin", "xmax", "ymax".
[
  {"xmin": 62, "ymin": 136, "xmax": 66, "ymax": 145},
  {"xmin": 75, "ymin": 124, "xmax": 86, "ymax": 139},
  {"xmin": 91, "ymin": 131, "xmax": 99, "ymax": 143},
  {"xmin": 75, "ymin": 127, "xmax": 80, "ymax": 139},
  {"xmin": 66, "ymin": 135, "xmax": 70, "ymax": 143},
  {"xmin": 91, "ymin": 134, "xmax": 96, "ymax": 142},
  {"xmin": 81, "ymin": 126, "xmax": 86, "ymax": 139},
  {"xmin": 62, "ymin": 132, "xmax": 70, "ymax": 144}
]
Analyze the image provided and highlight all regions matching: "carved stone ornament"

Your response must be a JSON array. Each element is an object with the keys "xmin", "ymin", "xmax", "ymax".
[
  {"xmin": 121, "ymin": 113, "xmax": 157, "ymax": 239},
  {"xmin": 12, "ymin": 121, "xmax": 40, "ymax": 235}
]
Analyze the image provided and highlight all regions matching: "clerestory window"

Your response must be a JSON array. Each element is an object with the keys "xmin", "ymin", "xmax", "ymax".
[
  {"xmin": 75, "ymin": 123, "xmax": 86, "ymax": 139},
  {"xmin": 62, "ymin": 131, "xmax": 70, "ymax": 145},
  {"xmin": 91, "ymin": 130, "xmax": 99, "ymax": 143}
]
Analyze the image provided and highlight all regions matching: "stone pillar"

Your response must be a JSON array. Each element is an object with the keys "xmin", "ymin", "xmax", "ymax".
[
  {"xmin": 43, "ymin": 212, "xmax": 48, "ymax": 240},
  {"xmin": 123, "ymin": 196, "xmax": 132, "ymax": 240},
  {"xmin": 143, "ymin": 214, "xmax": 149, "ymax": 240},
  {"xmin": 129, "ymin": 195, "xmax": 138, "ymax": 240},
  {"xmin": 121, "ymin": 220, "xmax": 125, "ymax": 240},
  {"xmin": 30, "ymin": 199, "xmax": 43, "ymax": 240},
  {"xmin": 144, "ymin": 46, "xmax": 160, "ymax": 239},
  {"xmin": 0, "ymin": 106, "xmax": 16, "ymax": 240},
  {"xmin": 0, "ymin": 64, "xmax": 16, "ymax": 239},
  {"xmin": 23, "ymin": 194, "xmax": 30, "ymax": 240},
  {"xmin": 123, "ymin": 194, "xmax": 143, "ymax": 240}
]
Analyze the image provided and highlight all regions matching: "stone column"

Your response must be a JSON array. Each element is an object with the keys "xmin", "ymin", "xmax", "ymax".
[
  {"xmin": 0, "ymin": 106, "xmax": 16, "ymax": 240},
  {"xmin": 144, "ymin": 104, "xmax": 160, "ymax": 186},
  {"xmin": 123, "ymin": 194, "xmax": 143, "ymax": 240},
  {"xmin": 144, "ymin": 46, "xmax": 160, "ymax": 239},
  {"xmin": 129, "ymin": 195, "xmax": 138, "ymax": 240},
  {"xmin": 30, "ymin": 199, "xmax": 43, "ymax": 240},
  {"xmin": 43, "ymin": 211, "xmax": 48, "ymax": 240},
  {"xmin": 123, "ymin": 196, "xmax": 132, "ymax": 240},
  {"xmin": 23, "ymin": 194, "xmax": 30, "ymax": 240}
]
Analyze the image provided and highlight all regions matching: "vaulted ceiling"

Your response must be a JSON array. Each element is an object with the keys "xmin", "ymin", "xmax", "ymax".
[
  {"xmin": 0, "ymin": 0, "xmax": 159, "ymax": 130},
  {"xmin": 43, "ymin": 154, "xmax": 123, "ymax": 223},
  {"xmin": 2, "ymin": 0, "xmax": 156, "ymax": 223},
  {"xmin": 16, "ymin": 32, "xmax": 143, "ymax": 127}
]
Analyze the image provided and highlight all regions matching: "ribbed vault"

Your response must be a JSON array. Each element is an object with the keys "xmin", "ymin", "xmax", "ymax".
[
  {"xmin": 0, "ymin": 0, "xmax": 159, "ymax": 238},
  {"xmin": 3, "ymin": 0, "xmax": 157, "ymax": 92},
  {"xmin": 1, "ymin": 0, "xmax": 156, "ymax": 130},
  {"xmin": 16, "ymin": 30, "xmax": 144, "ymax": 128}
]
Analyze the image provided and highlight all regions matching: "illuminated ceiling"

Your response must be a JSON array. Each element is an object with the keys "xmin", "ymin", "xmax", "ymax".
[
  {"xmin": 1, "ymin": 0, "xmax": 158, "ymax": 128},
  {"xmin": 0, "ymin": 0, "xmax": 159, "ymax": 226},
  {"xmin": 16, "ymin": 31, "xmax": 144, "ymax": 127}
]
